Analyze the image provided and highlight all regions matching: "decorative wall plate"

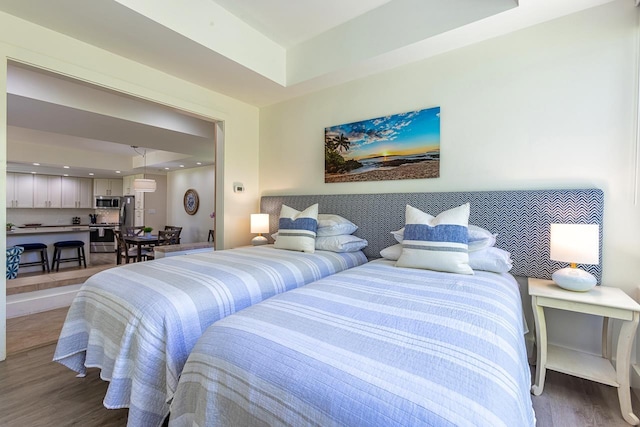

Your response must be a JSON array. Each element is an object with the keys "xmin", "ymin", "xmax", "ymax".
[{"xmin": 183, "ymin": 189, "xmax": 199, "ymax": 215}]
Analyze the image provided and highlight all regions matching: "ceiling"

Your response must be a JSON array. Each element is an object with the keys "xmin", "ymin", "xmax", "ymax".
[{"xmin": 0, "ymin": 0, "xmax": 618, "ymax": 179}]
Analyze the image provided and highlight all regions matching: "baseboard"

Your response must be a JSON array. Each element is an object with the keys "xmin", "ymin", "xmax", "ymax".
[{"xmin": 6, "ymin": 284, "xmax": 82, "ymax": 318}]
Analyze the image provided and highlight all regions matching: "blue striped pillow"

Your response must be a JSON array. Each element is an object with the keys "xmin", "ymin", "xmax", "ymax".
[
  {"xmin": 274, "ymin": 204, "xmax": 319, "ymax": 253},
  {"xmin": 396, "ymin": 203, "xmax": 473, "ymax": 274}
]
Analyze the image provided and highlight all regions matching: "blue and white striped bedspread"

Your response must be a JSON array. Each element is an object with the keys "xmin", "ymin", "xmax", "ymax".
[
  {"xmin": 53, "ymin": 245, "xmax": 367, "ymax": 427},
  {"xmin": 170, "ymin": 259, "xmax": 535, "ymax": 427}
]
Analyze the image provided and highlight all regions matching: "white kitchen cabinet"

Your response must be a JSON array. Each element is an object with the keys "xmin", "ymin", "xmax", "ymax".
[
  {"xmin": 61, "ymin": 177, "xmax": 94, "ymax": 208},
  {"xmin": 134, "ymin": 208, "xmax": 144, "ymax": 227},
  {"xmin": 122, "ymin": 174, "xmax": 142, "ymax": 195},
  {"xmin": 94, "ymin": 178, "xmax": 123, "ymax": 196},
  {"xmin": 33, "ymin": 175, "xmax": 62, "ymax": 208},
  {"xmin": 6, "ymin": 172, "xmax": 34, "ymax": 208}
]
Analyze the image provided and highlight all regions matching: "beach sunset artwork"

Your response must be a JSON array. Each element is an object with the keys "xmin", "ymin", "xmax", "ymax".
[{"xmin": 324, "ymin": 106, "xmax": 440, "ymax": 183}]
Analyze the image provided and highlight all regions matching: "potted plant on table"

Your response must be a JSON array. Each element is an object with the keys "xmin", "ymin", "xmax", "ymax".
[
  {"xmin": 143, "ymin": 226, "xmax": 153, "ymax": 237},
  {"xmin": 6, "ymin": 222, "xmax": 14, "ymax": 231}
]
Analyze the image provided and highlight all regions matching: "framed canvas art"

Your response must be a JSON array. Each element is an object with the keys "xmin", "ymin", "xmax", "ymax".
[{"xmin": 324, "ymin": 106, "xmax": 440, "ymax": 183}]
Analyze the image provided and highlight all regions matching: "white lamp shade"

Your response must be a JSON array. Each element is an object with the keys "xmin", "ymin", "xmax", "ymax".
[
  {"xmin": 133, "ymin": 178, "xmax": 156, "ymax": 193},
  {"xmin": 550, "ymin": 223, "xmax": 599, "ymax": 264},
  {"xmin": 251, "ymin": 213, "xmax": 270, "ymax": 234}
]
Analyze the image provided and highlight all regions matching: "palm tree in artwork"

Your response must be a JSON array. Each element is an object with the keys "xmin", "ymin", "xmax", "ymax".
[{"xmin": 333, "ymin": 134, "xmax": 351, "ymax": 153}]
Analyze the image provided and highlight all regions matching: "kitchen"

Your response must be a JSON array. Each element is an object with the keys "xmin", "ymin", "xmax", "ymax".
[
  {"xmin": 6, "ymin": 63, "xmax": 217, "ymax": 277},
  {"xmin": 6, "ymin": 176, "xmax": 166, "ymax": 273}
]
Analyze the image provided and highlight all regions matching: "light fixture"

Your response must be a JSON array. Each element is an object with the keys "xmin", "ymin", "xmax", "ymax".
[
  {"xmin": 250, "ymin": 213, "xmax": 269, "ymax": 246},
  {"xmin": 550, "ymin": 223, "xmax": 599, "ymax": 291},
  {"xmin": 132, "ymin": 146, "xmax": 156, "ymax": 193}
]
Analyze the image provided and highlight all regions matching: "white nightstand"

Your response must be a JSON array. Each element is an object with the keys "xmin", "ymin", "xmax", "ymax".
[{"xmin": 529, "ymin": 278, "xmax": 640, "ymax": 425}]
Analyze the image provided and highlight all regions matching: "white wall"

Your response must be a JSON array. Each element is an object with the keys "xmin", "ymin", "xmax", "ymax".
[
  {"xmin": 0, "ymin": 13, "xmax": 260, "ymax": 361},
  {"xmin": 167, "ymin": 166, "xmax": 215, "ymax": 243},
  {"xmin": 260, "ymin": 1, "xmax": 640, "ymax": 356}
]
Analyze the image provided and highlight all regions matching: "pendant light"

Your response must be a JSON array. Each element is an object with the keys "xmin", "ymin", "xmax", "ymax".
[{"xmin": 132, "ymin": 146, "xmax": 157, "ymax": 192}]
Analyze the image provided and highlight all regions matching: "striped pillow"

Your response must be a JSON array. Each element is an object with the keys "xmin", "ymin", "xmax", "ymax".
[
  {"xmin": 396, "ymin": 203, "xmax": 473, "ymax": 274},
  {"xmin": 274, "ymin": 203, "xmax": 319, "ymax": 253}
]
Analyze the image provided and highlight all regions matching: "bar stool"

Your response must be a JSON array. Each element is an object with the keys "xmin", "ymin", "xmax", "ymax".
[
  {"xmin": 18, "ymin": 243, "xmax": 50, "ymax": 273},
  {"xmin": 52, "ymin": 240, "xmax": 87, "ymax": 272}
]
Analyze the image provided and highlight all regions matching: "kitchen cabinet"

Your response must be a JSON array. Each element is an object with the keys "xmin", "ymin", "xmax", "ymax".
[
  {"xmin": 94, "ymin": 178, "xmax": 123, "ymax": 197},
  {"xmin": 134, "ymin": 208, "xmax": 144, "ymax": 227},
  {"xmin": 33, "ymin": 175, "xmax": 62, "ymax": 208},
  {"xmin": 6, "ymin": 172, "xmax": 34, "ymax": 208},
  {"xmin": 61, "ymin": 177, "xmax": 94, "ymax": 208},
  {"xmin": 122, "ymin": 174, "xmax": 142, "ymax": 195}
]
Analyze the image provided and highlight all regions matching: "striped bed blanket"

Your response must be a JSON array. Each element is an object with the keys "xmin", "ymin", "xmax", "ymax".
[
  {"xmin": 170, "ymin": 259, "xmax": 535, "ymax": 427},
  {"xmin": 53, "ymin": 245, "xmax": 367, "ymax": 427}
]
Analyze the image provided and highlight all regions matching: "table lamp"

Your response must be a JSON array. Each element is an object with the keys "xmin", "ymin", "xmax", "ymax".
[
  {"xmin": 251, "ymin": 213, "xmax": 269, "ymax": 246},
  {"xmin": 550, "ymin": 223, "xmax": 600, "ymax": 291}
]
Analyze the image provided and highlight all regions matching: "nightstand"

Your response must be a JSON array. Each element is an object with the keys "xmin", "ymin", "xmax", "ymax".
[{"xmin": 529, "ymin": 278, "xmax": 640, "ymax": 425}]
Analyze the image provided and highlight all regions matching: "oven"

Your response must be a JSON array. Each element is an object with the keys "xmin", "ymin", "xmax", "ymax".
[{"xmin": 89, "ymin": 225, "xmax": 117, "ymax": 253}]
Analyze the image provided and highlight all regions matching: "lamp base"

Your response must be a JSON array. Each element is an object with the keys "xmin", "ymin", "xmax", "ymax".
[
  {"xmin": 552, "ymin": 267, "xmax": 597, "ymax": 292},
  {"xmin": 251, "ymin": 235, "xmax": 268, "ymax": 246}
]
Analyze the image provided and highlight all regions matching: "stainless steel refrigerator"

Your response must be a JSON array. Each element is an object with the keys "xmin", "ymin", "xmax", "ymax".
[{"xmin": 119, "ymin": 195, "xmax": 135, "ymax": 228}]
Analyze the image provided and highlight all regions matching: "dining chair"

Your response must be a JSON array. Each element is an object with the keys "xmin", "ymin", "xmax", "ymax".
[
  {"xmin": 116, "ymin": 230, "xmax": 151, "ymax": 264},
  {"xmin": 125, "ymin": 226, "xmax": 145, "ymax": 237},
  {"xmin": 164, "ymin": 226, "xmax": 182, "ymax": 243},
  {"xmin": 158, "ymin": 229, "xmax": 180, "ymax": 246}
]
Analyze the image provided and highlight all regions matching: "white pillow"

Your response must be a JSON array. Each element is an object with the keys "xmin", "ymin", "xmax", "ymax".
[
  {"xmin": 396, "ymin": 204, "xmax": 473, "ymax": 275},
  {"xmin": 380, "ymin": 243, "xmax": 402, "ymax": 260},
  {"xmin": 315, "ymin": 235, "xmax": 368, "ymax": 253},
  {"xmin": 383, "ymin": 243, "xmax": 512, "ymax": 273},
  {"xmin": 468, "ymin": 247, "xmax": 513, "ymax": 273},
  {"xmin": 316, "ymin": 214, "xmax": 358, "ymax": 237},
  {"xmin": 274, "ymin": 204, "xmax": 318, "ymax": 253},
  {"xmin": 392, "ymin": 224, "xmax": 497, "ymax": 252}
]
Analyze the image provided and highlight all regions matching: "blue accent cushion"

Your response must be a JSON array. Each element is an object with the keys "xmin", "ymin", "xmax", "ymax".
[{"xmin": 6, "ymin": 246, "xmax": 24, "ymax": 279}]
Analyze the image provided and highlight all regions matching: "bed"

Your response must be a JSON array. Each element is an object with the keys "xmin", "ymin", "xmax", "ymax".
[
  {"xmin": 169, "ymin": 259, "xmax": 536, "ymax": 426},
  {"xmin": 168, "ymin": 188, "xmax": 604, "ymax": 426},
  {"xmin": 53, "ymin": 245, "xmax": 367, "ymax": 427}
]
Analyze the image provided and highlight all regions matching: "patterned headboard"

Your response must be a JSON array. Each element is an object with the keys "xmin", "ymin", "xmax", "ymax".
[{"xmin": 261, "ymin": 189, "xmax": 604, "ymax": 282}]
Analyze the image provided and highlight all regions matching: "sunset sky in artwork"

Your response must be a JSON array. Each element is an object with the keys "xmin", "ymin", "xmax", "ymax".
[{"xmin": 325, "ymin": 106, "xmax": 440, "ymax": 161}]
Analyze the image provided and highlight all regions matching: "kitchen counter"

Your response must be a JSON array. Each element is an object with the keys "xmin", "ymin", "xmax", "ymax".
[
  {"xmin": 8, "ymin": 226, "xmax": 90, "ymax": 235},
  {"xmin": 7, "ymin": 227, "xmax": 92, "ymax": 273}
]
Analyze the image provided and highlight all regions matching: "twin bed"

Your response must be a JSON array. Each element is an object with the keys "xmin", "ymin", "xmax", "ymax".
[{"xmin": 53, "ymin": 189, "xmax": 604, "ymax": 427}]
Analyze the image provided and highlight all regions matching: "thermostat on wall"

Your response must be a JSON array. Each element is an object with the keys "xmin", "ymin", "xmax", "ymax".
[{"xmin": 233, "ymin": 182, "xmax": 245, "ymax": 193}]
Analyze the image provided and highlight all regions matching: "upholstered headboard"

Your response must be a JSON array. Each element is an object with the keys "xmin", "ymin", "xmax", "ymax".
[{"xmin": 261, "ymin": 189, "xmax": 604, "ymax": 282}]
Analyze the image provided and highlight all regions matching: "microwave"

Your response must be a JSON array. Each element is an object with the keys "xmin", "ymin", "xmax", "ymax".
[{"xmin": 95, "ymin": 196, "xmax": 120, "ymax": 209}]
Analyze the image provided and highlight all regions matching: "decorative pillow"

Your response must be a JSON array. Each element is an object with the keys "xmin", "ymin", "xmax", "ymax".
[
  {"xmin": 315, "ymin": 235, "xmax": 368, "ymax": 253},
  {"xmin": 468, "ymin": 247, "xmax": 513, "ymax": 273},
  {"xmin": 396, "ymin": 204, "xmax": 473, "ymax": 275},
  {"xmin": 316, "ymin": 214, "xmax": 358, "ymax": 237},
  {"xmin": 274, "ymin": 204, "xmax": 319, "ymax": 253},
  {"xmin": 392, "ymin": 224, "xmax": 497, "ymax": 252},
  {"xmin": 380, "ymin": 243, "xmax": 402, "ymax": 261}
]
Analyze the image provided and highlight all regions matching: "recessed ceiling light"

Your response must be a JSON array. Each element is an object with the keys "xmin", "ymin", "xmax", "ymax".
[
  {"xmin": 63, "ymin": 174, "xmax": 69, "ymax": 177},
  {"xmin": 33, "ymin": 163, "xmax": 40, "ymax": 166},
  {"xmin": 31, "ymin": 171, "xmax": 37, "ymax": 174},
  {"xmin": 115, "ymin": 171, "xmax": 121, "ymax": 174},
  {"xmin": 89, "ymin": 173, "xmax": 95, "ymax": 176},
  {"xmin": 164, "ymin": 167, "xmax": 170, "ymax": 170},
  {"xmin": 63, "ymin": 166, "xmax": 70, "ymax": 169},
  {"xmin": 196, "ymin": 162, "xmax": 202, "ymax": 165},
  {"xmin": 179, "ymin": 165, "xmax": 184, "ymax": 168}
]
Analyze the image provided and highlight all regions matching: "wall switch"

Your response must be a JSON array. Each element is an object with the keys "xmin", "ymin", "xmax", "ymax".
[
  {"xmin": 148, "ymin": 209, "xmax": 156, "ymax": 214},
  {"xmin": 233, "ymin": 182, "xmax": 245, "ymax": 193}
]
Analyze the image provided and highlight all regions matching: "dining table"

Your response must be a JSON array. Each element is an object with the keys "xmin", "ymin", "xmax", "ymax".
[{"xmin": 123, "ymin": 234, "xmax": 159, "ymax": 263}]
